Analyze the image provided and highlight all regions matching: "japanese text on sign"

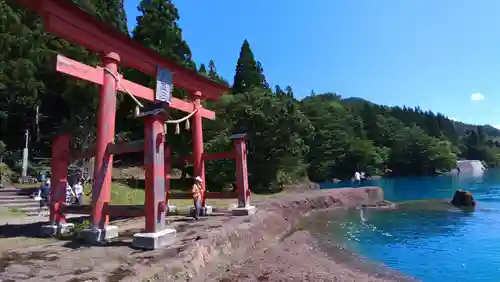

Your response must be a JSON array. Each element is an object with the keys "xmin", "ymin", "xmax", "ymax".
[{"xmin": 155, "ymin": 66, "xmax": 173, "ymax": 103}]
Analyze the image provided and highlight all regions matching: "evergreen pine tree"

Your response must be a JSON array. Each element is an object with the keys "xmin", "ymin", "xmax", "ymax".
[
  {"xmin": 274, "ymin": 85, "xmax": 285, "ymax": 96},
  {"xmin": 97, "ymin": 0, "xmax": 128, "ymax": 34},
  {"xmin": 285, "ymin": 86, "xmax": 294, "ymax": 98},
  {"xmin": 233, "ymin": 39, "xmax": 268, "ymax": 93},
  {"xmin": 71, "ymin": 0, "xmax": 128, "ymax": 34},
  {"xmin": 208, "ymin": 60, "xmax": 217, "ymax": 78},
  {"xmin": 207, "ymin": 60, "xmax": 229, "ymax": 86},
  {"xmin": 132, "ymin": 0, "xmax": 195, "ymax": 69},
  {"xmin": 198, "ymin": 63, "xmax": 207, "ymax": 75}
]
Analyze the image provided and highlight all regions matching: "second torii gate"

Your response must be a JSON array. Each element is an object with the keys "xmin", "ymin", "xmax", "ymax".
[{"xmin": 16, "ymin": 0, "xmax": 255, "ymax": 249}]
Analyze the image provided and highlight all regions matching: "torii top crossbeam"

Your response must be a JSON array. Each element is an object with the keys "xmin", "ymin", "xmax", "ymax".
[{"xmin": 15, "ymin": 0, "xmax": 230, "ymax": 101}]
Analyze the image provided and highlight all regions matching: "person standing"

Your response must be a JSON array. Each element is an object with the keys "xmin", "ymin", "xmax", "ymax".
[
  {"xmin": 354, "ymin": 171, "xmax": 361, "ymax": 187},
  {"xmin": 73, "ymin": 181, "xmax": 83, "ymax": 205},
  {"xmin": 66, "ymin": 183, "xmax": 76, "ymax": 205},
  {"xmin": 192, "ymin": 176, "xmax": 204, "ymax": 220},
  {"xmin": 36, "ymin": 180, "xmax": 50, "ymax": 216}
]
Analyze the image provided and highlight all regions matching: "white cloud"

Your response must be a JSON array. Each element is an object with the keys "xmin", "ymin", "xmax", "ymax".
[
  {"xmin": 449, "ymin": 117, "xmax": 457, "ymax": 121},
  {"xmin": 494, "ymin": 124, "xmax": 500, "ymax": 129},
  {"xmin": 471, "ymin": 93, "xmax": 485, "ymax": 101}
]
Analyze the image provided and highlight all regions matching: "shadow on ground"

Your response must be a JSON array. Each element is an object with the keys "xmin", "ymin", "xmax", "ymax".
[{"xmin": 0, "ymin": 215, "xmax": 137, "ymax": 239}]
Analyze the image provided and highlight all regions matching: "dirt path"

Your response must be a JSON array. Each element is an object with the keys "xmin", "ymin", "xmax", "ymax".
[
  {"xmin": 0, "ymin": 187, "xmax": 415, "ymax": 282},
  {"xmin": 199, "ymin": 230, "xmax": 414, "ymax": 282}
]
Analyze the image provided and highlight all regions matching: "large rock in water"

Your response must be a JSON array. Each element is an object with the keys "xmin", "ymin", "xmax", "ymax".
[{"xmin": 451, "ymin": 190, "xmax": 476, "ymax": 207}]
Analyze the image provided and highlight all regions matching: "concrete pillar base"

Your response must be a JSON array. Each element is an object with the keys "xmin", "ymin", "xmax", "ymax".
[
  {"xmin": 40, "ymin": 223, "xmax": 75, "ymax": 237},
  {"xmin": 79, "ymin": 225, "xmax": 119, "ymax": 243},
  {"xmin": 231, "ymin": 205, "xmax": 256, "ymax": 216},
  {"xmin": 132, "ymin": 228, "xmax": 176, "ymax": 250},
  {"xmin": 168, "ymin": 205, "xmax": 178, "ymax": 214},
  {"xmin": 190, "ymin": 205, "xmax": 213, "ymax": 217}
]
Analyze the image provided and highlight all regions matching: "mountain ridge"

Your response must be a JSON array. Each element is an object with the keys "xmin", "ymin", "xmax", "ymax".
[{"xmin": 340, "ymin": 97, "xmax": 500, "ymax": 137}]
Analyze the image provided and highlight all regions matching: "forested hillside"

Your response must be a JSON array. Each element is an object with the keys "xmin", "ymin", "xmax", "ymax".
[{"xmin": 1, "ymin": 0, "xmax": 499, "ymax": 193}]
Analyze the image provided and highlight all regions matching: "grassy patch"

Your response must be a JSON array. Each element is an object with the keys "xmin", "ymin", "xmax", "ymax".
[
  {"xmin": 14, "ymin": 183, "xmax": 40, "ymax": 189},
  {"xmin": 82, "ymin": 182, "xmax": 145, "ymax": 205},
  {"xmin": 81, "ymin": 182, "xmax": 287, "ymax": 208},
  {"xmin": 0, "ymin": 207, "xmax": 24, "ymax": 217}
]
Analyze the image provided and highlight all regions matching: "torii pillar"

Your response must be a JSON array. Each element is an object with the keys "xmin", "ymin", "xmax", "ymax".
[
  {"xmin": 230, "ymin": 133, "xmax": 256, "ymax": 216},
  {"xmin": 79, "ymin": 52, "xmax": 120, "ymax": 243},
  {"xmin": 191, "ymin": 91, "xmax": 212, "ymax": 215},
  {"xmin": 41, "ymin": 133, "xmax": 75, "ymax": 236},
  {"xmin": 133, "ymin": 105, "xmax": 175, "ymax": 250}
]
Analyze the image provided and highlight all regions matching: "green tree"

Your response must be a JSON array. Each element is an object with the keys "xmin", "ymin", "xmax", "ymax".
[
  {"xmin": 207, "ymin": 60, "xmax": 229, "ymax": 86},
  {"xmin": 72, "ymin": 0, "xmax": 128, "ymax": 34},
  {"xmin": 132, "ymin": 0, "xmax": 195, "ymax": 70},
  {"xmin": 232, "ymin": 39, "xmax": 268, "ymax": 93},
  {"xmin": 198, "ymin": 63, "xmax": 207, "ymax": 75}
]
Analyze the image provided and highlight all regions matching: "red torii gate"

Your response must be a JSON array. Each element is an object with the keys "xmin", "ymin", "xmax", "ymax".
[{"xmin": 17, "ymin": 0, "xmax": 255, "ymax": 249}]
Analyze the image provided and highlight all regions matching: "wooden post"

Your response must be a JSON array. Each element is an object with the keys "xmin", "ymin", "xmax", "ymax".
[
  {"xmin": 90, "ymin": 52, "xmax": 120, "ymax": 230},
  {"xmin": 191, "ymin": 91, "xmax": 206, "ymax": 206},
  {"xmin": 49, "ymin": 134, "xmax": 70, "ymax": 224},
  {"xmin": 143, "ymin": 111, "xmax": 167, "ymax": 233}
]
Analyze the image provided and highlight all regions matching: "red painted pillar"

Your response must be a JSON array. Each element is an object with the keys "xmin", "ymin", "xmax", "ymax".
[
  {"xmin": 49, "ymin": 134, "xmax": 70, "ymax": 224},
  {"xmin": 191, "ymin": 91, "xmax": 206, "ymax": 206},
  {"xmin": 91, "ymin": 52, "xmax": 119, "ymax": 229},
  {"xmin": 164, "ymin": 146, "xmax": 172, "ymax": 209},
  {"xmin": 234, "ymin": 136, "xmax": 250, "ymax": 208},
  {"xmin": 142, "ymin": 111, "xmax": 167, "ymax": 232}
]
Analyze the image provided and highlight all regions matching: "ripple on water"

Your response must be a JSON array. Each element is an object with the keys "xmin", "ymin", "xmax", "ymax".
[{"xmin": 314, "ymin": 170, "xmax": 500, "ymax": 282}]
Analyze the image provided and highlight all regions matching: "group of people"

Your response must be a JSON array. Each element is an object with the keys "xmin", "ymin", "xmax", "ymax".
[
  {"xmin": 35, "ymin": 173, "xmax": 205, "ymax": 220},
  {"xmin": 353, "ymin": 171, "xmax": 368, "ymax": 186},
  {"xmin": 36, "ymin": 177, "xmax": 84, "ymax": 216}
]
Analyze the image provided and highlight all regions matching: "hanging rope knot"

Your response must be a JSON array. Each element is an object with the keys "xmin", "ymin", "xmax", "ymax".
[
  {"xmin": 103, "ymin": 66, "xmax": 199, "ymax": 135},
  {"xmin": 103, "ymin": 67, "xmax": 144, "ymax": 113}
]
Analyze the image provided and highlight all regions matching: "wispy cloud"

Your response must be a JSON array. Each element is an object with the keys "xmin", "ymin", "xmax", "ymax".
[
  {"xmin": 494, "ymin": 124, "xmax": 500, "ymax": 129},
  {"xmin": 449, "ymin": 117, "xmax": 457, "ymax": 121},
  {"xmin": 471, "ymin": 93, "xmax": 485, "ymax": 101}
]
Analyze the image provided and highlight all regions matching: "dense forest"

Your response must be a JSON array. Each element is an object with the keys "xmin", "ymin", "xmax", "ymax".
[{"xmin": 1, "ymin": 0, "xmax": 500, "ymax": 193}]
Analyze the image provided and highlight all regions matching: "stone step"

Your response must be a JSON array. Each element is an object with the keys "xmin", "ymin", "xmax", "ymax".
[
  {"xmin": 18, "ymin": 206, "xmax": 44, "ymax": 213},
  {"xmin": 23, "ymin": 212, "xmax": 88, "ymax": 219},
  {"xmin": 0, "ymin": 195, "xmax": 33, "ymax": 202},
  {"xmin": 0, "ymin": 188, "xmax": 38, "ymax": 196},
  {"xmin": 2, "ymin": 201, "xmax": 40, "ymax": 208},
  {"xmin": 18, "ymin": 206, "xmax": 87, "ymax": 214}
]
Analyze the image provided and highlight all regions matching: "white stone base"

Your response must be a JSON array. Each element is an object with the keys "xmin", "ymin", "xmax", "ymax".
[
  {"xmin": 168, "ymin": 205, "xmax": 178, "ymax": 214},
  {"xmin": 79, "ymin": 225, "xmax": 119, "ymax": 243},
  {"xmin": 231, "ymin": 205, "xmax": 257, "ymax": 216},
  {"xmin": 132, "ymin": 228, "xmax": 176, "ymax": 250},
  {"xmin": 203, "ymin": 205, "xmax": 213, "ymax": 216},
  {"xmin": 40, "ymin": 223, "xmax": 75, "ymax": 237},
  {"xmin": 190, "ymin": 205, "xmax": 213, "ymax": 216}
]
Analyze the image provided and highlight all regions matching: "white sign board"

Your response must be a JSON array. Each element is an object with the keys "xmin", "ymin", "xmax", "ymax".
[{"xmin": 155, "ymin": 66, "xmax": 173, "ymax": 103}]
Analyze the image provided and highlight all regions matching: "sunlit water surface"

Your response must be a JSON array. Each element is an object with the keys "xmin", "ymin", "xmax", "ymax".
[{"xmin": 316, "ymin": 170, "xmax": 500, "ymax": 282}]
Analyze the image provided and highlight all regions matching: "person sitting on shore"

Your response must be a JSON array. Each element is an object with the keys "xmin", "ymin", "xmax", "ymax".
[{"xmin": 192, "ymin": 176, "xmax": 204, "ymax": 221}]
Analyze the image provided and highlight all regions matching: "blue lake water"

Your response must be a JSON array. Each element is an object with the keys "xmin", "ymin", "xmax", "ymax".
[{"xmin": 319, "ymin": 170, "xmax": 500, "ymax": 282}]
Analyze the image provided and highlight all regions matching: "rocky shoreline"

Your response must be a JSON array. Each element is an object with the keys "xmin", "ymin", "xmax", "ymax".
[{"xmin": 0, "ymin": 187, "xmax": 416, "ymax": 282}]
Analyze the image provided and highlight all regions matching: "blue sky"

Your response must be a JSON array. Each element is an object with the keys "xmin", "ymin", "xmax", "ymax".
[{"xmin": 124, "ymin": 0, "xmax": 500, "ymax": 127}]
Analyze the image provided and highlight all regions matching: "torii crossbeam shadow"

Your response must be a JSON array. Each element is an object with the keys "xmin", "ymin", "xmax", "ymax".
[{"xmin": 15, "ymin": 0, "xmax": 256, "ymax": 250}]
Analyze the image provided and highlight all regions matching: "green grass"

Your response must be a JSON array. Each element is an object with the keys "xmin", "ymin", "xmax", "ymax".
[
  {"xmin": 14, "ymin": 183, "xmax": 40, "ymax": 189},
  {"xmin": 0, "ymin": 207, "xmax": 24, "ymax": 217},
  {"xmin": 18, "ymin": 180, "xmax": 286, "ymax": 209},
  {"xmin": 81, "ymin": 182, "xmax": 286, "ymax": 208}
]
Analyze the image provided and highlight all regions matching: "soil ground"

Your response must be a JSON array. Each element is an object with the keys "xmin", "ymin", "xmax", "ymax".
[{"xmin": 0, "ymin": 186, "xmax": 416, "ymax": 282}]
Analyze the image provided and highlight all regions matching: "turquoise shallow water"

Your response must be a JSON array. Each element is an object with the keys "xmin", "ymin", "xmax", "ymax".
[{"xmin": 319, "ymin": 170, "xmax": 500, "ymax": 282}]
